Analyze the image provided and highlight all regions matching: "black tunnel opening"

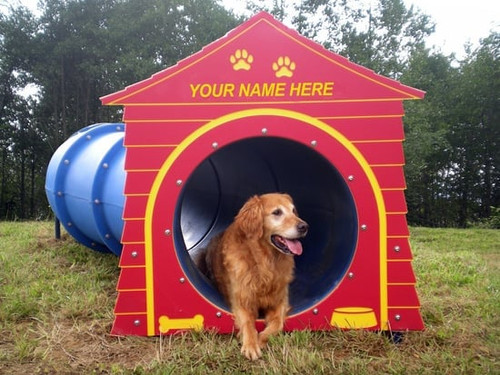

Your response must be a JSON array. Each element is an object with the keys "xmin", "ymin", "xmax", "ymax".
[{"xmin": 173, "ymin": 136, "xmax": 358, "ymax": 314}]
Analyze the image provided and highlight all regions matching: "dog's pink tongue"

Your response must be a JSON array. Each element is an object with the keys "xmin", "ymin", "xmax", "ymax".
[{"xmin": 286, "ymin": 239, "xmax": 303, "ymax": 255}]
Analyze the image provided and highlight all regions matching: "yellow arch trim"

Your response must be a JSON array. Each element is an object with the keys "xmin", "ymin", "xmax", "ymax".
[{"xmin": 144, "ymin": 108, "xmax": 388, "ymax": 335}]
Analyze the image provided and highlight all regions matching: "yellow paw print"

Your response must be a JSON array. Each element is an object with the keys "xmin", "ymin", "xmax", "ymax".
[
  {"xmin": 272, "ymin": 56, "xmax": 296, "ymax": 78},
  {"xmin": 230, "ymin": 49, "xmax": 253, "ymax": 71}
]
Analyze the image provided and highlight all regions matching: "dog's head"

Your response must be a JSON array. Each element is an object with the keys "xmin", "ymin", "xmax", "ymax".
[{"xmin": 234, "ymin": 193, "xmax": 308, "ymax": 256}]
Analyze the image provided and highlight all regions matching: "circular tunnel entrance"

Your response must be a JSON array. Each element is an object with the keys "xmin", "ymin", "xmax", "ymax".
[{"xmin": 173, "ymin": 136, "xmax": 358, "ymax": 314}]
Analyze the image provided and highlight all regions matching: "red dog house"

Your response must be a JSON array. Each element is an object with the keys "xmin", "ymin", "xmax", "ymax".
[{"xmin": 101, "ymin": 12, "xmax": 424, "ymax": 336}]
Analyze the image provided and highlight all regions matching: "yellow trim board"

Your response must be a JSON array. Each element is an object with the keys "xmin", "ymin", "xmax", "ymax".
[{"xmin": 144, "ymin": 108, "xmax": 388, "ymax": 335}]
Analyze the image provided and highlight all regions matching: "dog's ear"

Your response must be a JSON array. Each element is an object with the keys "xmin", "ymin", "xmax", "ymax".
[{"xmin": 234, "ymin": 195, "xmax": 264, "ymax": 239}]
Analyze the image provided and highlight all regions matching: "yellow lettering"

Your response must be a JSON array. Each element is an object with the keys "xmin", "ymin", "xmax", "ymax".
[
  {"xmin": 190, "ymin": 83, "xmax": 236, "ymax": 98},
  {"xmin": 300, "ymin": 82, "xmax": 312, "ymax": 96},
  {"xmin": 212, "ymin": 84, "xmax": 224, "ymax": 98},
  {"xmin": 200, "ymin": 84, "xmax": 212, "ymax": 98},
  {"xmin": 250, "ymin": 83, "xmax": 261, "ymax": 97},
  {"xmin": 190, "ymin": 83, "xmax": 201, "ymax": 98},
  {"xmin": 261, "ymin": 83, "xmax": 274, "ymax": 97},
  {"xmin": 289, "ymin": 82, "xmax": 300, "ymax": 96},
  {"xmin": 223, "ymin": 83, "xmax": 235, "ymax": 97},
  {"xmin": 323, "ymin": 82, "xmax": 334, "ymax": 96},
  {"xmin": 312, "ymin": 82, "xmax": 323, "ymax": 96},
  {"xmin": 239, "ymin": 83, "xmax": 250, "ymax": 97},
  {"xmin": 275, "ymin": 83, "xmax": 286, "ymax": 96},
  {"xmin": 191, "ymin": 81, "xmax": 333, "ymax": 99}
]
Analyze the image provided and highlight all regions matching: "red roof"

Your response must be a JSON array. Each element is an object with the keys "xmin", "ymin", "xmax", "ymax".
[{"xmin": 101, "ymin": 12, "xmax": 424, "ymax": 106}]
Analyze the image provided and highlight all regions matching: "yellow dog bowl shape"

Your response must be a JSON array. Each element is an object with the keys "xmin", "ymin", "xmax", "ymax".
[{"xmin": 331, "ymin": 307, "xmax": 378, "ymax": 329}]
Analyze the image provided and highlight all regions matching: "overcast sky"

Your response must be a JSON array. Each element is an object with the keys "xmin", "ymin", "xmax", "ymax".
[
  {"xmin": 7, "ymin": 0, "xmax": 500, "ymax": 59},
  {"xmin": 403, "ymin": 0, "xmax": 498, "ymax": 57}
]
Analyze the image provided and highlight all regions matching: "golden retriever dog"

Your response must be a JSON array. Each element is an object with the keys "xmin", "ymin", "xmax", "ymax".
[{"xmin": 197, "ymin": 193, "xmax": 308, "ymax": 360}]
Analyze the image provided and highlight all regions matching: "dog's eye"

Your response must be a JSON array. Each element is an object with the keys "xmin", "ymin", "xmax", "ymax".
[{"xmin": 272, "ymin": 209, "xmax": 282, "ymax": 216}]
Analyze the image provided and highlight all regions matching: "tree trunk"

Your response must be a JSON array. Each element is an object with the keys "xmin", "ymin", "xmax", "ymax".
[{"xmin": 30, "ymin": 152, "xmax": 35, "ymax": 218}]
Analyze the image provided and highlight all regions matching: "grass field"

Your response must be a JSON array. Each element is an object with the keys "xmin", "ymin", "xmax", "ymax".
[{"xmin": 0, "ymin": 222, "xmax": 498, "ymax": 374}]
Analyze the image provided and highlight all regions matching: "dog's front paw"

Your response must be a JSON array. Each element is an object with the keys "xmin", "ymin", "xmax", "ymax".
[
  {"xmin": 258, "ymin": 332, "xmax": 270, "ymax": 349},
  {"xmin": 241, "ymin": 342, "xmax": 262, "ymax": 360}
]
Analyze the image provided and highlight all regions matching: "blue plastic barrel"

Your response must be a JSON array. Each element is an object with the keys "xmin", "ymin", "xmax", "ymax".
[{"xmin": 45, "ymin": 123, "xmax": 125, "ymax": 255}]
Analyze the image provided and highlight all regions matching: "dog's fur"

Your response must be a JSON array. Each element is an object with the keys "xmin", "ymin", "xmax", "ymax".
[{"xmin": 197, "ymin": 193, "xmax": 308, "ymax": 360}]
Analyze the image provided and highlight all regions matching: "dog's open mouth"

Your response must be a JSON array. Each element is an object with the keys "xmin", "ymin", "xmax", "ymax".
[{"xmin": 271, "ymin": 235, "xmax": 303, "ymax": 256}]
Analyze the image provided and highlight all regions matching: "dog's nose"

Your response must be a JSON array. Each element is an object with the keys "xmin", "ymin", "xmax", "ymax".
[{"xmin": 297, "ymin": 221, "xmax": 309, "ymax": 235}]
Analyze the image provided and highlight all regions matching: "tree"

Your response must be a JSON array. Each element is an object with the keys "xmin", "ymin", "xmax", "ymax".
[
  {"xmin": 401, "ymin": 33, "xmax": 499, "ymax": 227},
  {"xmin": 0, "ymin": 0, "xmax": 239, "ymax": 219},
  {"xmin": 0, "ymin": 6, "xmax": 42, "ymax": 218},
  {"xmin": 0, "ymin": 0, "xmax": 497, "ymax": 226},
  {"xmin": 446, "ymin": 33, "xmax": 500, "ymax": 226},
  {"xmin": 246, "ymin": 0, "xmax": 434, "ymax": 79},
  {"xmin": 401, "ymin": 47, "xmax": 457, "ymax": 226}
]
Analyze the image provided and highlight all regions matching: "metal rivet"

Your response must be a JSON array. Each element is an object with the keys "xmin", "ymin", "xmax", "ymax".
[
  {"xmin": 311, "ymin": 140, "xmax": 317, "ymax": 147},
  {"xmin": 86, "ymin": 135, "xmax": 91, "ymax": 140},
  {"xmin": 63, "ymin": 159, "xmax": 70, "ymax": 165},
  {"xmin": 361, "ymin": 224, "xmax": 367, "ymax": 231},
  {"xmin": 94, "ymin": 199, "xmax": 100, "ymax": 205},
  {"xmin": 57, "ymin": 191, "xmax": 63, "ymax": 197},
  {"xmin": 164, "ymin": 229, "xmax": 171, "ymax": 236},
  {"xmin": 102, "ymin": 163, "xmax": 109, "ymax": 169},
  {"xmin": 105, "ymin": 233, "xmax": 110, "ymax": 239},
  {"xmin": 394, "ymin": 245, "xmax": 401, "ymax": 252},
  {"xmin": 348, "ymin": 175, "xmax": 354, "ymax": 181},
  {"xmin": 395, "ymin": 314, "xmax": 401, "ymax": 321},
  {"xmin": 313, "ymin": 308, "xmax": 319, "ymax": 315},
  {"xmin": 179, "ymin": 277, "xmax": 185, "ymax": 283},
  {"xmin": 133, "ymin": 319, "xmax": 141, "ymax": 326},
  {"xmin": 261, "ymin": 128, "xmax": 268, "ymax": 134},
  {"xmin": 131, "ymin": 251, "xmax": 138, "ymax": 258},
  {"xmin": 348, "ymin": 272, "xmax": 354, "ymax": 279},
  {"xmin": 176, "ymin": 179, "xmax": 183, "ymax": 186},
  {"xmin": 216, "ymin": 311, "xmax": 222, "ymax": 318},
  {"xmin": 116, "ymin": 126, "xmax": 122, "ymax": 131},
  {"xmin": 91, "ymin": 242, "xmax": 96, "ymax": 247},
  {"xmin": 67, "ymin": 222, "xmax": 72, "ymax": 227},
  {"xmin": 212, "ymin": 142, "xmax": 218, "ymax": 149}
]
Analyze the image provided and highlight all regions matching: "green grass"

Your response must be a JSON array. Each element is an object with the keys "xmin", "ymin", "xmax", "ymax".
[{"xmin": 0, "ymin": 222, "xmax": 498, "ymax": 374}]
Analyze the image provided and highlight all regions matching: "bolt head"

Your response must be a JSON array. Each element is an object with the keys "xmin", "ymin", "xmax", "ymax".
[
  {"xmin": 261, "ymin": 128, "xmax": 268, "ymax": 134},
  {"xmin": 131, "ymin": 251, "xmax": 138, "ymax": 258},
  {"xmin": 133, "ymin": 319, "xmax": 141, "ymax": 326}
]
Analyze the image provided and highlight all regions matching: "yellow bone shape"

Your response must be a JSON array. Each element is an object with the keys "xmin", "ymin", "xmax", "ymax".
[{"xmin": 158, "ymin": 314, "xmax": 204, "ymax": 334}]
